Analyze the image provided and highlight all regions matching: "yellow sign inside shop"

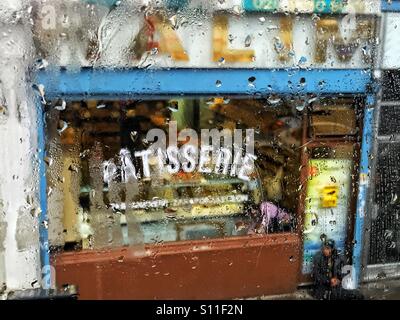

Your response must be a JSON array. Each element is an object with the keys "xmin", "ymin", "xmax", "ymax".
[{"xmin": 321, "ymin": 185, "xmax": 339, "ymax": 208}]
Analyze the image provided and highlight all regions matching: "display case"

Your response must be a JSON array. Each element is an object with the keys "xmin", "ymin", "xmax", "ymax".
[{"xmin": 79, "ymin": 173, "xmax": 261, "ymax": 246}]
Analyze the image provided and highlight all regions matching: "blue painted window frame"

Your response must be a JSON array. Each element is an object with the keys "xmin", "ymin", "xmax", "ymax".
[
  {"xmin": 38, "ymin": 68, "xmax": 371, "ymax": 100},
  {"xmin": 36, "ymin": 67, "xmax": 374, "ymax": 289},
  {"xmin": 382, "ymin": 0, "xmax": 400, "ymax": 12}
]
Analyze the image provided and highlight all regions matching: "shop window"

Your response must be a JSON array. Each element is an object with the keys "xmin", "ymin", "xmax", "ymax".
[{"xmin": 45, "ymin": 97, "xmax": 303, "ymax": 251}]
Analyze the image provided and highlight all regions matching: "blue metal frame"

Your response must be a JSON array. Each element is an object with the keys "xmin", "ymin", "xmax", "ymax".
[
  {"xmin": 352, "ymin": 95, "xmax": 375, "ymax": 288},
  {"xmin": 36, "ymin": 98, "xmax": 50, "ymax": 285},
  {"xmin": 36, "ymin": 67, "xmax": 375, "ymax": 289},
  {"xmin": 38, "ymin": 68, "xmax": 371, "ymax": 100},
  {"xmin": 382, "ymin": 0, "xmax": 400, "ymax": 12}
]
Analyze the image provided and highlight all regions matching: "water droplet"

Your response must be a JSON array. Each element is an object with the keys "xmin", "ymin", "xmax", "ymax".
[
  {"xmin": 168, "ymin": 101, "xmax": 179, "ymax": 112},
  {"xmin": 266, "ymin": 24, "xmax": 279, "ymax": 31},
  {"xmin": 142, "ymin": 138, "xmax": 150, "ymax": 147},
  {"xmin": 37, "ymin": 84, "xmax": 45, "ymax": 97},
  {"xmin": 55, "ymin": 100, "xmax": 66, "ymax": 111},
  {"xmin": 130, "ymin": 131, "xmax": 138, "ymax": 142},
  {"xmin": 273, "ymin": 37, "xmax": 284, "ymax": 53},
  {"xmin": 245, "ymin": 35, "xmax": 252, "ymax": 47},
  {"xmin": 299, "ymin": 56, "xmax": 307, "ymax": 65},
  {"xmin": 267, "ymin": 95, "xmax": 281, "ymax": 105},
  {"xmin": 232, "ymin": 5, "xmax": 243, "ymax": 15},
  {"xmin": 0, "ymin": 105, "xmax": 9, "ymax": 121},
  {"xmin": 36, "ymin": 59, "xmax": 48, "ymax": 70},
  {"xmin": 169, "ymin": 15, "xmax": 178, "ymax": 29},
  {"xmin": 308, "ymin": 96, "xmax": 318, "ymax": 104},
  {"xmin": 390, "ymin": 193, "xmax": 398, "ymax": 205},
  {"xmin": 68, "ymin": 163, "xmax": 79, "ymax": 172},
  {"xmin": 44, "ymin": 156, "xmax": 53, "ymax": 167},
  {"xmin": 57, "ymin": 120, "xmax": 68, "ymax": 134},
  {"xmin": 248, "ymin": 76, "xmax": 256, "ymax": 87}
]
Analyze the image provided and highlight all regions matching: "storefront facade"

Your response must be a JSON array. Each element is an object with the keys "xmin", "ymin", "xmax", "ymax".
[
  {"xmin": 0, "ymin": 0, "xmax": 384, "ymax": 299},
  {"xmin": 363, "ymin": 1, "xmax": 400, "ymax": 282}
]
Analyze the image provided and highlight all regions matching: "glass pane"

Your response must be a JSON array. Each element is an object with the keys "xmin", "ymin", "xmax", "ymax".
[{"xmin": 45, "ymin": 97, "xmax": 302, "ymax": 250}]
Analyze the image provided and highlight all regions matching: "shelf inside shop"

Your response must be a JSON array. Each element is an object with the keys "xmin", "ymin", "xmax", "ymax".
[
  {"xmin": 79, "ymin": 178, "xmax": 254, "ymax": 194},
  {"xmin": 131, "ymin": 202, "xmax": 245, "ymax": 223}
]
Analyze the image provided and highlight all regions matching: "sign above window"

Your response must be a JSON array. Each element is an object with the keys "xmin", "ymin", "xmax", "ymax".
[
  {"xmin": 80, "ymin": 0, "xmax": 379, "ymax": 14},
  {"xmin": 32, "ymin": 0, "xmax": 377, "ymax": 69}
]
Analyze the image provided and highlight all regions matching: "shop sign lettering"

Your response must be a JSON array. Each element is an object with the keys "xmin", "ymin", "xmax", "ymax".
[
  {"xmin": 33, "ymin": 1, "xmax": 376, "ymax": 68},
  {"xmin": 102, "ymin": 122, "xmax": 256, "ymax": 182}
]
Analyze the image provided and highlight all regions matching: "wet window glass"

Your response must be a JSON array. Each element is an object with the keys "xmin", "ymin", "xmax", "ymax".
[
  {"xmin": 45, "ymin": 97, "xmax": 303, "ymax": 250},
  {"xmin": 3, "ymin": 0, "xmax": 400, "ymax": 302}
]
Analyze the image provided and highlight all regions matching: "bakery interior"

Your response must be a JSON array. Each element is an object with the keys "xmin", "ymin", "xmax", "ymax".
[{"xmin": 44, "ymin": 95, "xmax": 359, "ymax": 252}]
